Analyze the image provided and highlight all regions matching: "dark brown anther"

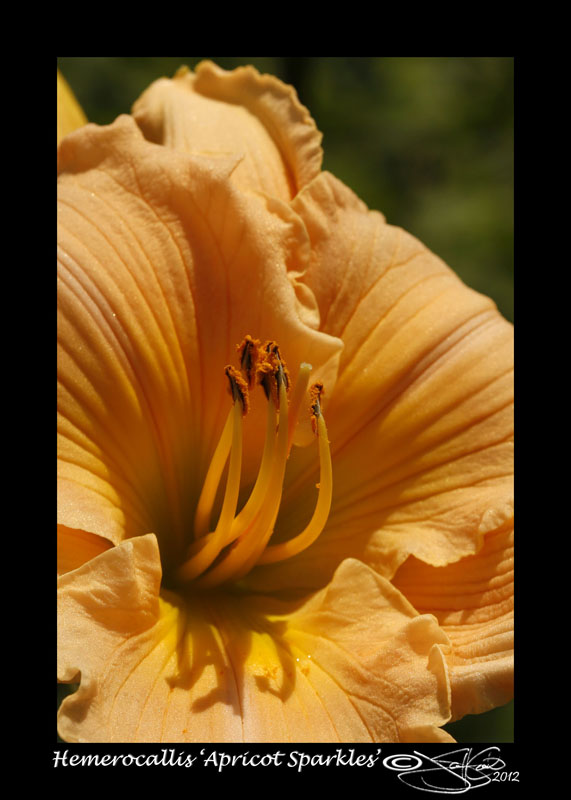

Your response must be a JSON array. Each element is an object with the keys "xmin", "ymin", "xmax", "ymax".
[
  {"xmin": 309, "ymin": 381, "xmax": 324, "ymax": 434},
  {"xmin": 225, "ymin": 365, "xmax": 250, "ymax": 415},
  {"xmin": 262, "ymin": 341, "xmax": 290, "ymax": 393},
  {"xmin": 256, "ymin": 360, "xmax": 274, "ymax": 403},
  {"xmin": 236, "ymin": 335, "xmax": 261, "ymax": 388}
]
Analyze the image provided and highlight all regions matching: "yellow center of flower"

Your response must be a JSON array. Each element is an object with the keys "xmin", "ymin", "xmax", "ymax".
[{"xmin": 173, "ymin": 336, "xmax": 333, "ymax": 589}]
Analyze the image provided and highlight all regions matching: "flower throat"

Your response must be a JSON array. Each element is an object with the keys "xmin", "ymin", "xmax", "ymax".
[{"xmin": 173, "ymin": 336, "xmax": 332, "ymax": 589}]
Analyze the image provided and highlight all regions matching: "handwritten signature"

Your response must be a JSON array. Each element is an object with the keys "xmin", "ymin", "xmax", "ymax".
[{"xmin": 383, "ymin": 747, "xmax": 518, "ymax": 793}]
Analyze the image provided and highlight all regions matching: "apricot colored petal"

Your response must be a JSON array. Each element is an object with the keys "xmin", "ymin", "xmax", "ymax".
[
  {"xmin": 57, "ymin": 535, "xmax": 162, "ymax": 738},
  {"xmin": 57, "ymin": 117, "xmax": 340, "ymax": 566},
  {"xmin": 250, "ymin": 173, "xmax": 513, "ymax": 591},
  {"xmin": 57, "ymin": 524, "xmax": 113, "ymax": 575},
  {"xmin": 57, "ymin": 70, "xmax": 87, "ymax": 146},
  {"xmin": 132, "ymin": 61, "xmax": 323, "ymax": 200},
  {"xmin": 58, "ymin": 546, "xmax": 453, "ymax": 743},
  {"xmin": 393, "ymin": 523, "xmax": 514, "ymax": 720},
  {"xmin": 279, "ymin": 559, "xmax": 454, "ymax": 742}
]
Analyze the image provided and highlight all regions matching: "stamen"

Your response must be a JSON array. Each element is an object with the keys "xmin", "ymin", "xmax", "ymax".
[
  {"xmin": 175, "ymin": 368, "xmax": 247, "ymax": 583},
  {"xmin": 193, "ymin": 367, "xmax": 249, "ymax": 539},
  {"xmin": 194, "ymin": 364, "xmax": 290, "ymax": 588},
  {"xmin": 175, "ymin": 338, "xmax": 333, "ymax": 588},
  {"xmin": 222, "ymin": 388, "xmax": 277, "ymax": 546},
  {"xmin": 193, "ymin": 411, "xmax": 233, "ymax": 539},
  {"xmin": 216, "ymin": 360, "xmax": 311, "ymax": 550},
  {"xmin": 257, "ymin": 383, "xmax": 332, "ymax": 565}
]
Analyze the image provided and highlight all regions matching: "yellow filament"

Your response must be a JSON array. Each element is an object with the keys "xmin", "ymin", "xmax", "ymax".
[
  {"xmin": 195, "ymin": 378, "xmax": 290, "ymax": 588},
  {"xmin": 223, "ymin": 395, "xmax": 277, "ymax": 546},
  {"xmin": 257, "ymin": 411, "xmax": 332, "ymax": 564},
  {"xmin": 175, "ymin": 399, "xmax": 243, "ymax": 583},
  {"xmin": 193, "ymin": 410, "xmax": 234, "ymax": 539},
  {"xmin": 223, "ymin": 362, "xmax": 310, "ymax": 546},
  {"xmin": 181, "ymin": 399, "xmax": 275, "ymax": 567}
]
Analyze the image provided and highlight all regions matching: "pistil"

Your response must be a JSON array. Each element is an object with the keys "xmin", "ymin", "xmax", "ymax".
[{"xmin": 257, "ymin": 383, "xmax": 332, "ymax": 564}]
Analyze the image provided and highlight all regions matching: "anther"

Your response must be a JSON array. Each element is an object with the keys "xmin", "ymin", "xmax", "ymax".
[
  {"xmin": 225, "ymin": 365, "xmax": 249, "ymax": 415},
  {"xmin": 310, "ymin": 381, "xmax": 324, "ymax": 434},
  {"xmin": 237, "ymin": 335, "xmax": 261, "ymax": 388},
  {"xmin": 264, "ymin": 342, "xmax": 290, "ymax": 392},
  {"xmin": 256, "ymin": 342, "xmax": 290, "ymax": 408},
  {"xmin": 256, "ymin": 359, "xmax": 275, "ymax": 402}
]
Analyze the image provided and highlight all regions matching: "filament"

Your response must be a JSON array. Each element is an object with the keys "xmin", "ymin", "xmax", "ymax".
[
  {"xmin": 175, "ymin": 371, "xmax": 245, "ymax": 583},
  {"xmin": 257, "ymin": 410, "xmax": 332, "ymax": 564},
  {"xmin": 193, "ymin": 410, "xmax": 233, "ymax": 539},
  {"xmin": 195, "ymin": 373, "xmax": 289, "ymax": 588},
  {"xmin": 174, "ymin": 339, "xmax": 333, "ymax": 589}
]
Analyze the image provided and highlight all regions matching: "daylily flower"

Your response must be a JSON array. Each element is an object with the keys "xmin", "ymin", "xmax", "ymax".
[{"xmin": 57, "ymin": 61, "xmax": 514, "ymax": 743}]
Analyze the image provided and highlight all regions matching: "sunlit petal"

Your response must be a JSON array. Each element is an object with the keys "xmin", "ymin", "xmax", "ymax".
[
  {"xmin": 132, "ymin": 61, "xmax": 323, "ymax": 200},
  {"xmin": 247, "ymin": 172, "xmax": 513, "ymax": 591},
  {"xmin": 58, "ymin": 538, "xmax": 453, "ymax": 743},
  {"xmin": 58, "ymin": 116, "xmax": 340, "ymax": 571},
  {"xmin": 393, "ymin": 522, "xmax": 514, "ymax": 719}
]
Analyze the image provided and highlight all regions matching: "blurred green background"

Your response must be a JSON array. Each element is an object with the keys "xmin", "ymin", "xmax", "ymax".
[{"xmin": 57, "ymin": 57, "xmax": 514, "ymax": 743}]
